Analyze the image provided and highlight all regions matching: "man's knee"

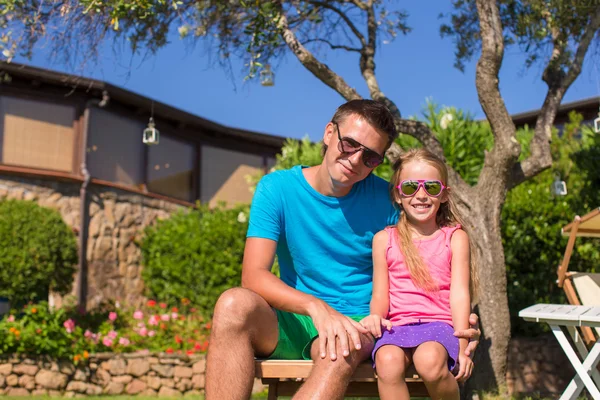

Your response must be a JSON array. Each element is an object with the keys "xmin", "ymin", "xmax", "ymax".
[{"xmin": 212, "ymin": 287, "xmax": 266, "ymax": 331}]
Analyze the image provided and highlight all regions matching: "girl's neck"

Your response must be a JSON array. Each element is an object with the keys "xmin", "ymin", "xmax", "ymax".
[{"xmin": 405, "ymin": 218, "xmax": 440, "ymax": 239}]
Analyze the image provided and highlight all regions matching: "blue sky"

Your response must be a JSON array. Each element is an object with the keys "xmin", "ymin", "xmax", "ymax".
[{"xmin": 15, "ymin": 3, "xmax": 600, "ymax": 142}]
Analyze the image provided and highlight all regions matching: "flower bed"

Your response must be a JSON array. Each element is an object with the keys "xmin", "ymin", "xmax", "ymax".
[{"xmin": 0, "ymin": 299, "xmax": 211, "ymax": 362}]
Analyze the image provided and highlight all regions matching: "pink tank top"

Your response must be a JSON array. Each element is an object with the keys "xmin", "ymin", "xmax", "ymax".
[{"xmin": 385, "ymin": 224, "xmax": 461, "ymax": 326}]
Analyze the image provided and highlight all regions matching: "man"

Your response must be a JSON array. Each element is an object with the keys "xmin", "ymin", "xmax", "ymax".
[{"xmin": 206, "ymin": 100, "xmax": 480, "ymax": 400}]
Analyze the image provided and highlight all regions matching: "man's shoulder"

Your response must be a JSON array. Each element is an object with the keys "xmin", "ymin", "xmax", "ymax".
[
  {"xmin": 360, "ymin": 172, "xmax": 391, "ymax": 195},
  {"xmin": 258, "ymin": 166, "xmax": 298, "ymax": 187}
]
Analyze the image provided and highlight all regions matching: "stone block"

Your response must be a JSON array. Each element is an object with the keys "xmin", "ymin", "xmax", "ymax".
[
  {"xmin": 86, "ymin": 384, "xmax": 102, "ymax": 395},
  {"xmin": 13, "ymin": 364, "xmax": 39, "ymax": 376},
  {"xmin": 191, "ymin": 374, "xmax": 205, "ymax": 390},
  {"xmin": 18, "ymin": 374, "xmax": 35, "ymax": 390},
  {"xmin": 192, "ymin": 360, "xmax": 205, "ymax": 374},
  {"xmin": 174, "ymin": 366, "xmax": 193, "ymax": 379},
  {"xmin": 5, "ymin": 387, "xmax": 29, "ymax": 396},
  {"xmin": 175, "ymin": 378, "xmax": 192, "ymax": 392},
  {"xmin": 103, "ymin": 381, "xmax": 124, "ymax": 395},
  {"xmin": 112, "ymin": 375, "xmax": 133, "ymax": 384},
  {"xmin": 126, "ymin": 379, "xmax": 147, "ymax": 394},
  {"xmin": 73, "ymin": 368, "xmax": 87, "ymax": 381},
  {"xmin": 66, "ymin": 381, "xmax": 88, "ymax": 393},
  {"xmin": 147, "ymin": 376, "xmax": 162, "ymax": 390},
  {"xmin": 35, "ymin": 370, "xmax": 68, "ymax": 390},
  {"xmin": 158, "ymin": 386, "xmax": 182, "ymax": 397},
  {"xmin": 6, "ymin": 374, "xmax": 18, "ymax": 386},
  {"xmin": 0, "ymin": 364, "xmax": 13, "ymax": 376},
  {"xmin": 32, "ymin": 389, "xmax": 48, "ymax": 396},
  {"xmin": 57, "ymin": 360, "xmax": 75, "ymax": 375},
  {"xmin": 161, "ymin": 378, "xmax": 175, "ymax": 388},
  {"xmin": 151, "ymin": 364, "xmax": 174, "ymax": 377},
  {"xmin": 142, "ymin": 388, "xmax": 158, "ymax": 396},
  {"xmin": 108, "ymin": 358, "xmax": 127, "ymax": 375},
  {"xmin": 127, "ymin": 358, "xmax": 150, "ymax": 376}
]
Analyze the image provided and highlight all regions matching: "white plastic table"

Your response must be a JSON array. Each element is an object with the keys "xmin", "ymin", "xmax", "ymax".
[{"xmin": 519, "ymin": 304, "xmax": 600, "ymax": 400}]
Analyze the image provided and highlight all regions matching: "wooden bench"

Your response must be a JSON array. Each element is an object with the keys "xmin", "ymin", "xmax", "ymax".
[{"xmin": 255, "ymin": 359, "xmax": 428, "ymax": 399}]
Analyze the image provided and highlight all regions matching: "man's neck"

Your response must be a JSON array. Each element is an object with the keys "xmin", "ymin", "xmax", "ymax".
[{"xmin": 303, "ymin": 165, "xmax": 353, "ymax": 197}]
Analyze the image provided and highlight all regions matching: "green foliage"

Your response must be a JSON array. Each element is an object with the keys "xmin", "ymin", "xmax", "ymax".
[
  {"xmin": 140, "ymin": 204, "xmax": 249, "ymax": 316},
  {"xmin": 0, "ymin": 299, "xmax": 211, "ymax": 361},
  {"xmin": 275, "ymin": 136, "xmax": 324, "ymax": 170},
  {"xmin": 503, "ymin": 118, "xmax": 600, "ymax": 336},
  {"xmin": 0, "ymin": 200, "xmax": 78, "ymax": 308},
  {"xmin": 441, "ymin": 0, "xmax": 597, "ymax": 71}
]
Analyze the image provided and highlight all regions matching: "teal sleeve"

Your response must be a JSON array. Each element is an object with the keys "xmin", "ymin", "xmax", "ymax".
[{"xmin": 247, "ymin": 174, "xmax": 282, "ymax": 242}]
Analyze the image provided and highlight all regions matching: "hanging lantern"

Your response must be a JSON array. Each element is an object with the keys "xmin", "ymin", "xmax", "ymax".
[
  {"xmin": 143, "ymin": 117, "xmax": 160, "ymax": 145},
  {"xmin": 594, "ymin": 109, "xmax": 600, "ymax": 133},
  {"xmin": 551, "ymin": 174, "xmax": 567, "ymax": 196},
  {"xmin": 260, "ymin": 65, "xmax": 274, "ymax": 87}
]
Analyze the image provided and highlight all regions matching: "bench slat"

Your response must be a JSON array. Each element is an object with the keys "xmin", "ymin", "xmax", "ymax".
[{"xmin": 255, "ymin": 359, "xmax": 421, "ymax": 380}]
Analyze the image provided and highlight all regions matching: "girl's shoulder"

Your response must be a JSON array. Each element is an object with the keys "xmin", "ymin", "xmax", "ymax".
[{"xmin": 373, "ymin": 226, "xmax": 395, "ymax": 248}]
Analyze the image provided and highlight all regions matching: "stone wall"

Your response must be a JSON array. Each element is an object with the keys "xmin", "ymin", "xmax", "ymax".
[
  {"xmin": 0, "ymin": 353, "xmax": 208, "ymax": 397},
  {"xmin": 0, "ymin": 174, "xmax": 185, "ymax": 309},
  {"xmin": 507, "ymin": 334, "xmax": 576, "ymax": 397}
]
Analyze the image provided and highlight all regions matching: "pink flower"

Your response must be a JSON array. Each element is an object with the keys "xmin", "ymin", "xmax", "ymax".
[
  {"xmin": 160, "ymin": 314, "xmax": 170, "ymax": 322},
  {"xmin": 7, "ymin": 315, "xmax": 15, "ymax": 322},
  {"xmin": 119, "ymin": 337, "xmax": 130, "ymax": 346},
  {"xmin": 148, "ymin": 330, "xmax": 156, "ymax": 337},
  {"xmin": 102, "ymin": 337, "xmax": 113, "ymax": 347},
  {"xmin": 148, "ymin": 315, "xmax": 160, "ymax": 326},
  {"xmin": 108, "ymin": 312, "xmax": 118, "ymax": 321},
  {"xmin": 133, "ymin": 310, "xmax": 144, "ymax": 320},
  {"xmin": 63, "ymin": 319, "xmax": 75, "ymax": 333},
  {"xmin": 108, "ymin": 330, "xmax": 118, "ymax": 339},
  {"xmin": 84, "ymin": 330, "xmax": 93, "ymax": 338},
  {"xmin": 171, "ymin": 312, "xmax": 178, "ymax": 320},
  {"xmin": 139, "ymin": 327, "xmax": 148, "ymax": 337}
]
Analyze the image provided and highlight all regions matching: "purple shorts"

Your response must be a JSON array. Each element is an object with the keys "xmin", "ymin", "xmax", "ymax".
[{"xmin": 371, "ymin": 321, "xmax": 459, "ymax": 371}]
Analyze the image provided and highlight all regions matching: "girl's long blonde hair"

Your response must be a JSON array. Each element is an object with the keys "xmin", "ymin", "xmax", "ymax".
[{"xmin": 390, "ymin": 148, "xmax": 479, "ymax": 298}]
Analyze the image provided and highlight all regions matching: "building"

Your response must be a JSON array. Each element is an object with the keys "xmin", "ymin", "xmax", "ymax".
[
  {"xmin": 511, "ymin": 96, "xmax": 600, "ymax": 132},
  {"xmin": 0, "ymin": 62, "xmax": 285, "ymax": 309}
]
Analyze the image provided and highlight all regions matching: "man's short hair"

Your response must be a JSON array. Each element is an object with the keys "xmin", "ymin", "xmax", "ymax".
[{"xmin": 322, "ymin": 99, "xmax": 398, "ymax": 157}]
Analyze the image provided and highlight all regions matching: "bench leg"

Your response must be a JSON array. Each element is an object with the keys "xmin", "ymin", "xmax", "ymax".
[{"xmin": 267, "ymin": 381, "xmax": 278, "ymax": 400}]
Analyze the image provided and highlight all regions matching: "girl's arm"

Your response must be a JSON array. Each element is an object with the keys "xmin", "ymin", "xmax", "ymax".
[
  {"xmin": 371, "ymin": 229, "xmax": 390, "ymax": 318},
  {"xmin": 360, "ymin": 229, "xmax": 392, "ymax": 338},
  {"xmin": 450, "ymin": 229, "xmax": 472, "ymax": 380}
]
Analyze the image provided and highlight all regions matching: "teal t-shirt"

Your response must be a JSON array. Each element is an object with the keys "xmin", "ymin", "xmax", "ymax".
[{"xmin": 247, "ymin": 165, "xmax": 398, "ymax": 315}]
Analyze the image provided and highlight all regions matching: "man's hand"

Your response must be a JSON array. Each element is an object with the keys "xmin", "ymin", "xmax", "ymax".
[
  {"xmin": 359, "ymin": 314, "xmax": 392, "ymax": 339},
  {"xmin": 454, "ymin": 352, "xmax": 474, "ymax": 383},
  {"xmin": 453, "ymin": 313, "xmax": 480, "ymax": 357},
  {"xmin": 308, "ymin": 300, "xmax": 369, "ymax": 361}
]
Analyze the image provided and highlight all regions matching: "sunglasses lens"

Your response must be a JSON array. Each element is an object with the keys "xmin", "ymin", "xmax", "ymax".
[
  {"xmin": 363, "ymin": 151, "xmax": 383, "ymax": 168},
  {"xmin": 341, "ymin": 138, "xmax": 361, "ymax": 152},
  {"xmin": 400, "ymin": 181, "xmax": 419, "ymax": 196},
  {"xmin": 424, "ymin": 181, "xmax": 442, "ymax": 196}
]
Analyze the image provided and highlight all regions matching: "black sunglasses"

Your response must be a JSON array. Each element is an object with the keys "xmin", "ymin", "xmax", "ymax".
[{"xmin": 333, "ymin": 122, "xmax": 384, "ymax": 168}]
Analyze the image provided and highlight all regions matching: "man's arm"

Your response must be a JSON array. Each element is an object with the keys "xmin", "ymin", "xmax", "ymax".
[{"xmin": 241, "ymin": 237, "xmax": 368, "ymax": 361}]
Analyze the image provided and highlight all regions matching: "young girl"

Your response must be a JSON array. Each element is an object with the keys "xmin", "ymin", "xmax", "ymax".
[{"xmin": 360, "ymin": 148, "xmax": 477, "ymax": 400}]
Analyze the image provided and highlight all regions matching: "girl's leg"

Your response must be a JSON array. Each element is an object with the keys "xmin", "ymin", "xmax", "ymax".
[
  {"xmin": 412, "ymin": 342, "xmax": 459, "ymax": 400},
  {"xmin": 374, "ymin": 345, "xmax": 412, "ymax": 400}
]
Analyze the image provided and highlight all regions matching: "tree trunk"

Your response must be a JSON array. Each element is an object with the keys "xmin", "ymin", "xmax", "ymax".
[{"xmin": 460, "ymin": 195, "xmax": 511, "ymax": 395}]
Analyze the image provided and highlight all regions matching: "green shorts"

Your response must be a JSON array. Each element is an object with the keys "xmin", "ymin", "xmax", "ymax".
[{"xmin": 268, "ymin": 310, "xmax": 366, "ymax": 360}]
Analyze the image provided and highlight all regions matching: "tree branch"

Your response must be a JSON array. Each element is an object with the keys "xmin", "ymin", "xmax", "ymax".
[
  {"xmin": 474, "ymin": 0, "xmax": 520, "ymax": 191},
  {"xmin": 276, "ymin": 9, "xmax": 361, "ymax": 100},
  {"xmin": 307, "ymin": 0, "xmax": 366, "ymax": 46},
  {"xmin": 509, "ymin": 6, "xmax": 600, "ymax": 187},
  {"xmin": 302, "ymin": 38, "xmax": 361, "ymax": 52}
]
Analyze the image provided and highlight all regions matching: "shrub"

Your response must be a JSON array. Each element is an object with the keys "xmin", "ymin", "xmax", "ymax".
[
  {"xmin": 0, "ymin": 200, "xmax": 78, "ymax": 307},
  {"xmin": 0, "ymin": 299, "xmax": 211, "ymax": 361},
  {"xmin": 140, "ymin": 204, "xmax": 249, "ymax": 316}
]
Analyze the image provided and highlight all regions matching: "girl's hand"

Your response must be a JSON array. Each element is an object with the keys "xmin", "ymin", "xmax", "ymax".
[
  {"xmin": 455, "ymin": 353, "xmax": 474, "ymax": 383},
  {"xmin": 359, "ymin": 314, "xmax": 392, "ymax": 338}
]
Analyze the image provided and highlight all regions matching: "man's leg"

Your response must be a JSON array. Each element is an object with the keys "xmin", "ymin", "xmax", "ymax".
[
  {"xmin": 205, "ymin": 287, "xmax": 278, "ymax": 400},
  {"xmin": 292, "ymin": 332, "xmax": 375, "ymax": 400}
]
